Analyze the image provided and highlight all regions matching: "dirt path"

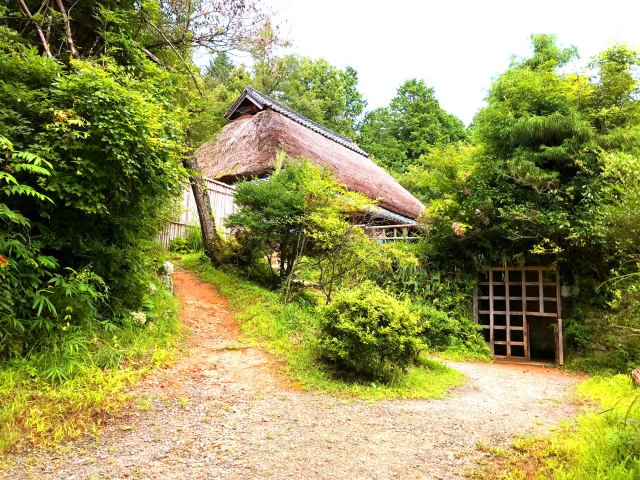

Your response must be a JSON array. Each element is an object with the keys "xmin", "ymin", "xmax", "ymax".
[{"xmin": 7, "ymin": 269, "xmax": 582, "ymax": 480}]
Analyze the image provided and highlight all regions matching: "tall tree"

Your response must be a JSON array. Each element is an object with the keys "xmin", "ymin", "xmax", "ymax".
[
  {"xmin": 252, "ymin": 55, "xmax": 366, "ymax": 137},
  {"xmin": 424, "ymin": 35, "xmax": 640, "ymax": 278},
  {"xmin": 0, "ymin": 0, "xmax": 278, "ymax": 352},
  {"xmin": 7, "ymin": 0, "xmax": 278, "ymax": 265},
  {"xmin": 358, "ymin": 79, "xmax": 467, "ymax": 173}
]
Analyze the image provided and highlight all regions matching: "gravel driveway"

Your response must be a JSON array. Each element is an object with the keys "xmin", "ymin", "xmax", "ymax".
[{"xmin": 4, "ymin": 269, "xmax": 582, "ymax": 480}]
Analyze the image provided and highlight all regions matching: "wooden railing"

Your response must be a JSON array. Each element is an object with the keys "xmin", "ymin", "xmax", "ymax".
[{"xmin": 363, "ymin": 224, "xmax": 421, "ymax": 242}]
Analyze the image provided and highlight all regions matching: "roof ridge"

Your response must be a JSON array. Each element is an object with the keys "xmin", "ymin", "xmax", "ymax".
[{"xmin": 239, "ymin": 87, "xmax": 370, "ymax": 158}]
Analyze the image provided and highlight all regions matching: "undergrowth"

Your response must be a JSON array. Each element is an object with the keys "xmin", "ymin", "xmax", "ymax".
[
  {"xmin": 0, "ymin": 280, "xmax": 181, "ymax": 453},
  {"xmin": 473, "ymin": 375, "xmax": 640, "ymax": 479},
  {"xmin": 179, "ymin": 253, "xmax": 464, "ymax": 400}
]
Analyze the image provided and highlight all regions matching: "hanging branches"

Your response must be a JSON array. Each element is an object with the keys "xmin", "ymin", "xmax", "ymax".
[
  {"xmin": 140, "ymin": 11, "xmax": 204, "ymax": 97},
  {"xmin": 147, "ymin": 0, "xmax": 274, "ymax": 53}
]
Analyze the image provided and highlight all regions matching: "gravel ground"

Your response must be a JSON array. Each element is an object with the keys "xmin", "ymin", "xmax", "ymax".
[{"xmin": 3, "ymin": 269, "xmax": 582, "ymax": 480}]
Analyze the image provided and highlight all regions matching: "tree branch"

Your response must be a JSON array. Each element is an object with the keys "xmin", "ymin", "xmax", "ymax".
[
  {"xmin": 18, "ymin": 0, "xmax": 52, "ymax": 58},
  {"xmin": 141, "ymin": 12, "xmax": 204, "ymax": 97},
  {"xmin": 143, "ymin": 47, "xmax": 173, "ymax": 70},
  {"xmin": 54, "ymin": 0, "xmax": 79, "ymax": 58}
]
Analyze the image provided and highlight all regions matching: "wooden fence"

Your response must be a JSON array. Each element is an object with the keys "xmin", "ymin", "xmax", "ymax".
[
  {"xmin": 160, "ymin": 187, "xmax": 423, "ymax": 248},
  {"xmin": 158, "ymin": 178, "xmax": 236, "ymax": 248}
]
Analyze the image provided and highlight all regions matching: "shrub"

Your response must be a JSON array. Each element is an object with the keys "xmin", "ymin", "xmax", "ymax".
[
  {"xmin": 412, "ymin": 303, "xmax": 458, "ymax": 350},
  {"xmin": 169, "ymin": 229, "xmax": 203, "ymax": 254},
  {"xmin": 0, "ymin": 32, "xmax": 184, "ymax": 362},
  {"xmin": 319, "ymin": 283, "xmax": 424, "ymax": 381},
  {"xmin": 412, "ymin": 302, "xmax": 489, "ymax": 359},
  {"xmin": 364, "ymin": 241, "xmax": 486, "ymax": 356}
]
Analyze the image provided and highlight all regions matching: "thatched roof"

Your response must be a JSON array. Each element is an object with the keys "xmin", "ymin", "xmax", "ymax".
[{"xmin": 196, "ymin": 88, "xmax": 425, "ymax": 220}]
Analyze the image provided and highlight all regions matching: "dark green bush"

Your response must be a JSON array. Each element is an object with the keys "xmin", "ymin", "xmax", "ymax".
[
  {"xmin": 0, "ymin": 28, "xmax": 184, "ymax": 363},
  {"xmin": 412, "ymin": 302, "xmax": 488, "ymax": 358},
  {"xmin": 169, "ymin": 237, "xmax": 190, "ymax": 253},
  {"xmin": 364, "ymin": 241, "xmax": 486, "ymax": 355},
  {"xmin": 319, "ymin": 283, "xmax": 423, "ymax": 380}
]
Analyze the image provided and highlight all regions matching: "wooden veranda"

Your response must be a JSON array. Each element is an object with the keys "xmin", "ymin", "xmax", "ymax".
[{"xmin": 474, "ymin": 266, "xmax": 564, "ymax": 364}]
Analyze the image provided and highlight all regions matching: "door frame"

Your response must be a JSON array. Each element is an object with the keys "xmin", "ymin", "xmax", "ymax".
[{"xmin": 474, "ymin": 266, "xmax": 564, "ymax": 364}]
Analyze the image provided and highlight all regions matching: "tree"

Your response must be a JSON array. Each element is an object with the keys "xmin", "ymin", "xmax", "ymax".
[
  {"xmin": 0, "ymin": 0, "xmax": 276, "ymax": 358},
  {"xmin": 423, "ymin": 35, "xmax": 640, "ymax": 279},
  {"xmin": 0, "ymin": 32, "xmax": 185, "ymax": 358},
  {"xmin": 7, "ymin": 0, "xmax": 279, "ymax": 267},
  {"xmin": 252, "ymin": 55, "xmax": 366, "ymax": 137},
  {"xmin": 9, "ymin": 0, "xmax": 272, "ymax": 63},
  {"xmin": 399, "ymin": 143, "xmax": 477, "ymax": 207},
  {"xmin": 226, "ymin": 156, "xmax": 371, "ymax": 294},
  {"xmin": 204, "ymin": 52, "xmax": 235, "ymax": 84},
  {"xmin": 358, "ymin": 79, "xmax": 467, "ymax": 173}
]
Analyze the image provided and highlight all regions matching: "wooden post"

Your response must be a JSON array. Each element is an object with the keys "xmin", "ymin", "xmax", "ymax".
[
  {"xmin": 522, "ymin": 272, "xmax": 530, "ymax": 360},
  {"xmin": 489, "ymin": 270, "xmax": 495, "ymax": 355},
  {"xmin": 505, "ymin": 269, "xmax": 511, "ymax": 357},
  {"xmin": 472, "ymin": 283, "xmax": 478, "ymax": 324},
  {"xmin": 538, "ymin": 269, "xmax": 544, "ymax": 313},
  {"xmin": 556, "ymin": 269, "xmax": 564, "ymax": 365}
]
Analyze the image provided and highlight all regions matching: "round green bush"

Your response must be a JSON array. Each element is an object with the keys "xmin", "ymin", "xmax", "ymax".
[{"xmin": 319, "ymin": 283, "xmax": 424, "ymax": 380}]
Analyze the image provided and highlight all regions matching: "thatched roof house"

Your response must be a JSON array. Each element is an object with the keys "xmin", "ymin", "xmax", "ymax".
[{"xmin": 196, "ymin": 87, "xmax": 425, "ymax": 223}]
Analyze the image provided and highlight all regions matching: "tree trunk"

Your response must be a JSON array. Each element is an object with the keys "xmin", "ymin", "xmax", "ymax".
[{"xmin": 182, "ymin": 154, "xmax": 224, "ymax": 264}]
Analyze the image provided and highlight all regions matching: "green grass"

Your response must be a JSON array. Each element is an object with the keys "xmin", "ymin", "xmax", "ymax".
[
  {"xmin": 0, "ymin": 282, "xmax": 183, "ymax": 454},
  {"xmin": 474, "ymin": 375, "xmax": 640, "ymax": 479},
  {"xmin": 179, "ymin": 253, "xmax": 464, "ymax": 400},
  {"xmin": 432, "ymin": 338, "xmax": 493, "ymax": 362}
]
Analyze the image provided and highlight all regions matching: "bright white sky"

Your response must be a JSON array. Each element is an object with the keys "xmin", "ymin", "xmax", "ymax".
[{"xmin": 259, "ymin": 0, "xmax": 640, "ymax": 125}]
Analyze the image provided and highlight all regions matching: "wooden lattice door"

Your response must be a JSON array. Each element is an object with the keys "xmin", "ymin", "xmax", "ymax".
[{"xmin": 474, "ymin": 266, "xmax": 564, "ymax": 364}]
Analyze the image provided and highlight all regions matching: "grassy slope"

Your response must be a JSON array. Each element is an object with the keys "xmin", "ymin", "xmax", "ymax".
[
  {"xmin": 475, "ymin": 375, "xmax": 640, "ymax": 479},
  {"xmin": 179, "ymin": 253, "xmax": 464, "ymax": 400},
  {"xmin": 0, "ymin": 283, "xmax": 182, "ymax": 454}
]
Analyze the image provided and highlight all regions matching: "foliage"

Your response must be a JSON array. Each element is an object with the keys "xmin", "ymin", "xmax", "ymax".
[
  {"xmin": 599, "ymin": 152, "xmax": 640, "ymax": 257},
  {"xmin": 220, "ymin": 154, "xmax": 484, "ymax": 361},
  {"xmin": 180, "ymin": 253, "xmax": 463, "ymax": 398},
  {"xmin": 404, "ymin": 36, "xmax": 640, "ymax": 368},
  {"xmin": 7, "ymin": 0, "xmax": 272, "ymax": 63},
  {"xmin": 169, "ymin": 228, "xmax": 204, "ymax": 254},
  {"xmin": 0, "ymin": 0, "xmax": 253, "ymax": 453},
  {"xmin": 252, "ymin": 55, "xmax": 366, "ymax": 137},
  {"xmin": 226, "ymin": 156, "xmax": 371, "ymax": 287},
  {"xmin": 302, "ymin": 213, "xmax": 377, "ymax": 304},
  {"xmin": 365, "ymin": 241, "xmax": 489, "ymax": 357},
  {"xmin": 477, "ymin": 375, "xmax": 640, "ymax": 479},
  {"xmin": 319, "ymin": 283, "xmax": 424, "ymax": 381},
  {"xmin": 358, "ymin": 79, "xmax": 467, "ymax": 173},
  {"xmin": 399, "ymin": 143, "xmax": 478, "ymax": 207},
  {"xmin": 424, "ymin": 36, "xmax": 640, "ymax": 272},
  {"xmin": 567, "ymin": 272, "xmax": 640, "ymax": 374},
  {"xmin": 0, "ymin": 32, "xmax": 185, "ymax": 360},
  {"xmin": 0, "ymin": 275, "xmax": 181, "ymax": 452}
]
